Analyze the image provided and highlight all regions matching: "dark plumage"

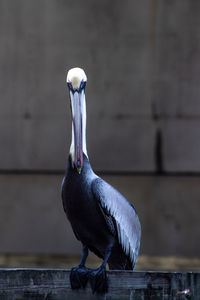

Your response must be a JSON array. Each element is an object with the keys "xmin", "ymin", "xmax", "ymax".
[{"xmin": 61, "ymin": 68, "xmax": 141, "ymax": 293}]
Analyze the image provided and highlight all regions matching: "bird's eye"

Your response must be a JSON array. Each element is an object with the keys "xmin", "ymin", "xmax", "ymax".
[
  {"xmin": 67, "ymin": 82, "xmax": 73, "ymax": 91},
  {"xmin": 80, "ymin": 81, "xmax": 86, "ymax": 91}
]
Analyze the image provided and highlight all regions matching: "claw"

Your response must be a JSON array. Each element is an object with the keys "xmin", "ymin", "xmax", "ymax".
[{"xmin": 70, "ymin": 265, "xmax": 90, "ymax": 289}]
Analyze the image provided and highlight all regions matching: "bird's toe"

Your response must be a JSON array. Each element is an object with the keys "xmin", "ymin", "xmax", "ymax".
[
  {"xmin": 70, "ymin": 265, "xmax": 90, "ymax": 289},
  {"xmin": 89, "ymin": 266, "xmax": 108, "ymax": 294}
]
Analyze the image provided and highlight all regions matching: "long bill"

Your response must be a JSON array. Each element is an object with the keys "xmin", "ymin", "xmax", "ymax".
[{"xmin": 70, "ymin": 90, "xmax": 84, "ymax": 173}]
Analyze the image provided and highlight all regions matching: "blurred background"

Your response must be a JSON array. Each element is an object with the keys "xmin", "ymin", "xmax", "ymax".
[{"xmin": 0, "ymin": 0, "xmax": 200, "ymax": 270}]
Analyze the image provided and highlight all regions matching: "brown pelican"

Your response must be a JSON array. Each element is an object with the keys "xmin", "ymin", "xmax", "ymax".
[{"xmin": 61, "ymin": 67, "xmax": 141, "ymax": 293}]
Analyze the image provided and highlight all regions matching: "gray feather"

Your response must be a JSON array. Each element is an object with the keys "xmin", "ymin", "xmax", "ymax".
[{"xmin": 92, "ymin": 177, "xmax": 141, "ymax": 267}]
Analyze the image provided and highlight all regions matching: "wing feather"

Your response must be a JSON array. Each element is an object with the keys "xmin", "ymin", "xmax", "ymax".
[{"xmin": 92, "ymin": 177, "xmax": 141, "ymax": 267}]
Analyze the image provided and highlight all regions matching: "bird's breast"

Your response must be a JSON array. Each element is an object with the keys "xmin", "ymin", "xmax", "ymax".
[
  {"xmin": 62, "ymin": 172, "xmax": 112, "ymax": 249},
  {"xmin": 62, "ymin": 171, "xmax": 94, "ymax": 215}
]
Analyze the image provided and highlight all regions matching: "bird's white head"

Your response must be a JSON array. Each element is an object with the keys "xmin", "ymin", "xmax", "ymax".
[
  {"xmin": 67, "ymin": 67, "xmax": 88, "ymax": 174},
  {"xmin": 66, "ymin": 67, "xmax": 87, "ymax": 92}
]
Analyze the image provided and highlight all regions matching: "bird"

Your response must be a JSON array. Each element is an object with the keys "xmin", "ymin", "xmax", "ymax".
[{"xmin": 61, "ymin": 67, "xmax": 141, "ymax": 294}]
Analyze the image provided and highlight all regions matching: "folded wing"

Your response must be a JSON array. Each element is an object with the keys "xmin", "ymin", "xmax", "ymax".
[{"xmin": 92, "ymin": 177, "xmax": 141, "ymax": 268}]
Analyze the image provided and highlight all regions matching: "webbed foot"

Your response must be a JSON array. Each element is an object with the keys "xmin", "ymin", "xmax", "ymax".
[
  {"xmin": 89, "ymin": 266, "xmax": 108, "ymax": 294},
  {"xmin": 70, "ymin": 265, "xmax": 90, "ymax": 289}
]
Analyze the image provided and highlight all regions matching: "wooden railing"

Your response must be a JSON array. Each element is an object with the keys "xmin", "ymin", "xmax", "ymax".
[{"xmin": 0, "ymin": 268, "xmax": 199, "ymax": 299}]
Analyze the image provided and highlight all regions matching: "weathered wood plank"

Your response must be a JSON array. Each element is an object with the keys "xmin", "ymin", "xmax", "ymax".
[{"xmin": 0, "ymin": 269, "xmax": 199, "ymax": 299}]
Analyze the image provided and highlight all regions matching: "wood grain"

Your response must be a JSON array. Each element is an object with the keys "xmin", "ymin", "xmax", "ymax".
[{"xmin": 0, "ymin": 268, "xmax": 199, "ymax": 299}]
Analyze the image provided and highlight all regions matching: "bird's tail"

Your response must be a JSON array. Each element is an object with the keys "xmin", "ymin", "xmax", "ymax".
[{"xmin": 107, "ymin": 243, "xmax": 134, "ymax": 270}]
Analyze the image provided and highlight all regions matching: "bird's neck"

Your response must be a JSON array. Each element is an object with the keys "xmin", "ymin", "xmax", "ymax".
[{"xmin": 69, "ymin": 94, "xmax": 88, "ymax": 163}]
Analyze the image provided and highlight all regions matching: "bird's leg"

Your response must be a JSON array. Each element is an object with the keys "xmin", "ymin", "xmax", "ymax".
[
  {"xmin": 70, "ymin": 245, "xmax": 90, "ymax": 289},
  {"xmin": 79, "ymin": 244, "xmax": 88, "ymax": 266},
  {"xmin": 89, "ymin": 244, "xmax": 113, "ymax": 294}
]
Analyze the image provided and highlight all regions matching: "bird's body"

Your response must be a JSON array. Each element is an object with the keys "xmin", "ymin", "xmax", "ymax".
[
  {"xmin": 62, "ymin": 154, "xmax": 140, "ymax": 270},
  {"xmin": 62, "ymin": 155, "xmax": 109, "ymax": 258},
  {"xmin": 62, "ymin": 67, "xmax": 141, "ymax": 293}
]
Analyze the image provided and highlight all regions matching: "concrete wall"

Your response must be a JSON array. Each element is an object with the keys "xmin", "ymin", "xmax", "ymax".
[
  {"xmin": 0, "ymin": 0, "xmax": 200, "ymax": 256},
  {"xmin": 1, "ymin": 0, "xmax": 200, "ymax": 172},
  {"xmin": 0, "ymin": 174, "xmax": 199, "ymax": 257}
]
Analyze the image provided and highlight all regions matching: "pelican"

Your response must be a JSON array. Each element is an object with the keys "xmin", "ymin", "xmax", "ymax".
[{"xmin": 61, "ymin": 67, "xmax": 141, "ymax": 294}]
